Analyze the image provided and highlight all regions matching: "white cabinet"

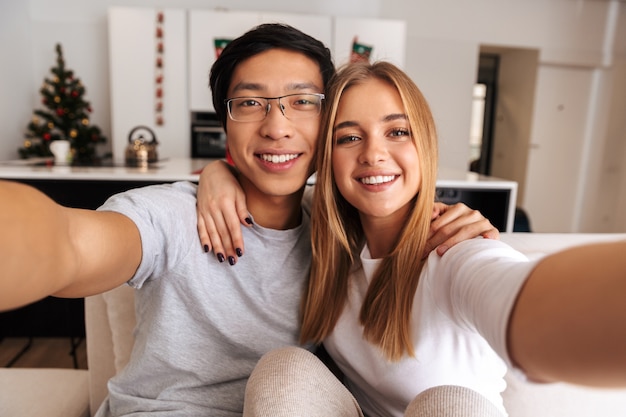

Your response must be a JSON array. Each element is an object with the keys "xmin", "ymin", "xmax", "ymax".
[
  {"xmin": 108, "ymin": 7, "xmax": 189, "ymax": 163},
  {"xmin": 188, "ymin": 10, "xmax": 333, "ymax": 112}
]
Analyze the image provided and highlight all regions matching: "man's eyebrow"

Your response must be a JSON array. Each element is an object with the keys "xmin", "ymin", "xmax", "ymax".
[
  {"xmin": 230, "ymin": 82, "xmax": 264, "ymax": 95},
  {"xmin": 230, "ymin": 82, "xmax": 322, "ymax": 95}
]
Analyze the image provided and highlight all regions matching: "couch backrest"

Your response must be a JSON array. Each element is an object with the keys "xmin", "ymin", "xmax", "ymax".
[{"xmin": 84, "ymin": 285, "xmax": 135, "ymax": 416}]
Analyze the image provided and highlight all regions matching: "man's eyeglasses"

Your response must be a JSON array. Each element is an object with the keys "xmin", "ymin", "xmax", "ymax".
[{"xmin": 225, "ymin": 93, "xmax": 325, "ymax": 122}]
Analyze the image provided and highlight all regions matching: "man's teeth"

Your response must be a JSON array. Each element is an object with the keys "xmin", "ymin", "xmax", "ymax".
[
  {"xmin": 360, "ymin": 175, "xmax": 395, "ymax": 185},
  {"xmin": 260, "ymin": 154, "xmax": 299, "ymax": 163}
]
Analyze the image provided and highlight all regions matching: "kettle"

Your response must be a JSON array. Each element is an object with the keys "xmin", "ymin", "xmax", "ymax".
[{"xmin": 126, "ymin": 126, "xmax": 158, "ymax": 167}]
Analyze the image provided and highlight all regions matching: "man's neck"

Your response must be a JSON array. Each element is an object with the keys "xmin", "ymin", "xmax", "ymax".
[{"xmin": 243, "ymin": 185, "xmax": 305, "ymax": 230}]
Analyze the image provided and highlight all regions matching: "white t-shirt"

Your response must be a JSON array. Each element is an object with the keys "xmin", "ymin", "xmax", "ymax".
[{"xmin": 324, "ymin": 238, "xmax": 537, "ymax": 417}]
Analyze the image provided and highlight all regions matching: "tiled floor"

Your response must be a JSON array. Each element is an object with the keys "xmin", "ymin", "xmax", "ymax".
[{"xmin": 0, "ymin": 337, "xmax": 87, "ymax": 369}]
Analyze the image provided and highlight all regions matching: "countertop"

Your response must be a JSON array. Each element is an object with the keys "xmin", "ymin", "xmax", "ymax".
[
  {"xmin": 0, "ymin": 157, "xmax": 518, "ymax": 190},
  {"xmin": 0, "ymin": 158, "xmax": 217, "ymax": 182}
]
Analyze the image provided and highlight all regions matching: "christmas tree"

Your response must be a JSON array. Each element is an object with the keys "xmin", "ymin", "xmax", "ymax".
[{"xmin": 20, "ymin": 43, "xmax": 106, "ymax": 165}]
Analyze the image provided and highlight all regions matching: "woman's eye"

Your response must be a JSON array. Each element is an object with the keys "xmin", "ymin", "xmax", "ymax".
[
  {"xmin": 390, "ymin": 128, "xmax": 410, "ymax": 138},
  {"xmin": 335, "ymin": 135, "xmax": 360, "ymax": 145}
]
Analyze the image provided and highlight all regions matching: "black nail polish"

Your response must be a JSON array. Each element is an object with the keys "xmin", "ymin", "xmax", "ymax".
[
  {"xmin": 236, "ymin": 248, "xmax": 243, "ymax": 257},
  {"xmin": 245, "ymin": 217, "xmax": 253, "ymax": 225},
  {"xmin": 228, "ymin": 256, "xmax": 236, "ymax": 266},
  {"xmin": 217, "ymin": 253, "xmax": 225, "ymax": 263},
  {"xmin": 203, "ymin": 244, "xmax": 209, "ymax": 253}
]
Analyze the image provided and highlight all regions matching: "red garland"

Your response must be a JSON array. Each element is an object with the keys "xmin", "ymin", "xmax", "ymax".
[{"xmin": 155, "ymin": 11, "xmax": 164, "ymax": 126}]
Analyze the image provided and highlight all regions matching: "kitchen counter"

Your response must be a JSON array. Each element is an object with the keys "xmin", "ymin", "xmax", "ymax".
[{"xmin": 0, "ymin": 157, "xmax": 216, "ymax": 182}]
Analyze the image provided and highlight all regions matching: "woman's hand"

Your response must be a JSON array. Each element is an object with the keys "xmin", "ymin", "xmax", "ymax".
[
  {"xmin": 423, "ymin": 202, "xmax": 500, "ymax": 258},
  {"xmin": 196, "ymin": 160, "xmax": 250, "ymax": 265}
]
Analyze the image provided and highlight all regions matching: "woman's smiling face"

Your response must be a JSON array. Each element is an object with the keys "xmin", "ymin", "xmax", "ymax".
[{"xmin": 332, "ymin": 77, "xmax": 421, "ymax": 223}]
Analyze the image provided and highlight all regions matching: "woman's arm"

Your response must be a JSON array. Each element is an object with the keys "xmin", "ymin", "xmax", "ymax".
[
  {"xmin": 0, "ymin": 180, "xmax": 141, "ymax": 311},
  {"xmin": 425, "ymin": 202, "xmax": 499, "ymax": 257},
  {"xmin": 196, "ymin": 160, "xmax": 249, "ymax": 263},
  {"xmin": 508, "ymin": 240, "xmax": 626, "ymax": 386}
]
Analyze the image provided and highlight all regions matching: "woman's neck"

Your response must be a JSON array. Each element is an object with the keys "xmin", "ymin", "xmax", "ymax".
[{"xmin": 360, "ymin": 213, "xmax": 406, "ymax": 259}]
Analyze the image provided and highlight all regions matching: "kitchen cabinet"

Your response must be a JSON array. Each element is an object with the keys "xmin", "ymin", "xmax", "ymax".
[
  {"xmin": 0, "ymin": 158, "xmax": 517, "ymax": 341},
  {"xmin": 0, "ymin": 158, "xmax": 213, "ymax": 340}
]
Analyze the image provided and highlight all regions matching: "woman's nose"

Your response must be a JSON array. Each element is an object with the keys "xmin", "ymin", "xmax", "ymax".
[{"xmin": 359, "ymin": 138, "xmax": 388, "ymax": 165}]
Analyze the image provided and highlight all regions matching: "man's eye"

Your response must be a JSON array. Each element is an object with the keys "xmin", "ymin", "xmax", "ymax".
[{"xmin": 239, "ymin": 99, "xmax": 262, "ymax": 107}]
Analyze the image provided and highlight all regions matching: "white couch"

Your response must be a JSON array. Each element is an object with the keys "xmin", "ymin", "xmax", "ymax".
[{"xmin": 2, "ymin": 233, "xmax": 626, "ymax": 417}]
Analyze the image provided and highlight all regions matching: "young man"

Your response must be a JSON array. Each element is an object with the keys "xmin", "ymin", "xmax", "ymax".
[{"xmin": 0, "ymin": 24, "xmax": 496, "ymax": 416}]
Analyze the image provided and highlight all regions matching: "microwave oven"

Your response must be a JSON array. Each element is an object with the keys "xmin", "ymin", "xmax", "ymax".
[{"xmin": 190, "ymin": 111, "xmax": 226, "ymax": 158}]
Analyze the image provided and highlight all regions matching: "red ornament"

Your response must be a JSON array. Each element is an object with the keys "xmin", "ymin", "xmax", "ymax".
[
  {"xmin": 71, "ymin": 90, "xmax": 79, "ymax": 98},
  {"xmin": 56, "ymin": 108, "xmax": 64, "ymax": 116},
  {"xmin": 43, "ymin": 133, "xmax": 51, "ymax": 141}
]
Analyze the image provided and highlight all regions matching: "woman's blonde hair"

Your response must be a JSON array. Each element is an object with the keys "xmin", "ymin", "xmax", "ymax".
[{"xmin": 300, "ymin": 61, "xmax": 439, "ymax": 361}]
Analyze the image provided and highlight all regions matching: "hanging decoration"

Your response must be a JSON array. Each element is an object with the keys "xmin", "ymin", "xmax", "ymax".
[
  {"xmin": 155, "ymin": 11, "xmax": 164, "ymax": 126},
  {"xmin": 214, "ymin": 38, "xmax": 232, "ymax": 59},
  {"xmin": 350, "ymin": 36, "xmax": 374, "ymax": 64}
]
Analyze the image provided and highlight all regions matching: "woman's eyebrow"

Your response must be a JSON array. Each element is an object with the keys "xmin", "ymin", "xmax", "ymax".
[
  {"xmin": 334, "ymin": 120, "xmax": 359, "ymax": 131},
  {"xmin": 383, "ymin": 113, "xmax": 408, "ymax": 122}
]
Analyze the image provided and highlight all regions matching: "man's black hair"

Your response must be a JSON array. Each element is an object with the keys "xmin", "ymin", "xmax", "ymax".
[{"xmin": 209, "ymin": 23, "xmax": 335, "ymax": 130}]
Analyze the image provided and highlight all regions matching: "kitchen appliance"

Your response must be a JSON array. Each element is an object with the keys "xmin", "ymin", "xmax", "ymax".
[
  {"xmin": 126, "ymin": 126, "xmax": 158, "ymax": 167},
  {"xmin": 190, "ymin": 112, "xmax": 226, "ymax": 158}
]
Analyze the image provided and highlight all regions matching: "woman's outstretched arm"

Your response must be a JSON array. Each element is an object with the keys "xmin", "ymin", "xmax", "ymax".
[
  {"xmin": 0, "ymin": 180, "xmax": 141, "ymax": 311},
  {"xmin": 508, "ymin": 240, "xmax": 626, "ymax": 386}
]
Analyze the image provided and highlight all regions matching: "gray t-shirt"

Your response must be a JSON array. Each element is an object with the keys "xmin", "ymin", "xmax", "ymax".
[{"xmin": 94, "ymin": 181, "xmax": 312, "ymax": 416}]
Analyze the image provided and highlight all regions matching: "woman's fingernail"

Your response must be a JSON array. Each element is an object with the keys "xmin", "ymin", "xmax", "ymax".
[
  {"xmin": 203, "ymin": 244, "xmax": 209, "ymax": 253},
  {"xmin": 217, "ymin": 253, "xmax": 225, "ymax": 263},
  {"xmin": 228, "ymin": 256, "xmax": 236, "ymax": 266},
  {"xmin": 245, "ymin": 217, "xmax": 253, "ymax": 225},
  {"xmin": 236, "ymin": 248, "xmax": 243, "ymax": 257}
]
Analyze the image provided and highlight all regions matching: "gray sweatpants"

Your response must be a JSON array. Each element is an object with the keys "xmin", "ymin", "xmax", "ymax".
[{"xmin": 243, "ymin": 346, "xmax": 505, "ymax": 417}]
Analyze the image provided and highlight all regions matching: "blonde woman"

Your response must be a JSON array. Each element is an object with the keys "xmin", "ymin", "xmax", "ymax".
[{"xmin": 201, "ymin": 61, "xmax": 626, "ymax": 417}]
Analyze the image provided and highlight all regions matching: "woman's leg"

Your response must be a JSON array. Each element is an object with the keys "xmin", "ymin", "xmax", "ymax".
[
  {"xmin": 404, "ymin": 386, "xmax": 505, "ymax": 417},
  {"xmin": 243, "ymin": 346, "xmax": 364, "ymax": 417}
]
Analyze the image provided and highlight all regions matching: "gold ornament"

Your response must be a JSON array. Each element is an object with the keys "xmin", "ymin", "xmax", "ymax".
[
  {"xmin": 48, "ymin": 122, "xmax": 54, "ymax": 129},
  {"xmin": 32, "ymin": 116, "xmax": 39, "ymax": 124},
  {"xmin": 54, "ymin": 77, "xmax": 59, "ymax": 83},
  {"xmin": 70, "ymin": 129, "xmax": 78, "ymax": 138},
  {"xmin": 81, "ymin": 118, "xmax": 89, "ymax": 126},
  {"xmin": 54, "ymin": 96, "xmax": 61, "ymax": 103},
  {"xmin": 24, "ymin": 140, "xmax": 32, "ymax": 148}
]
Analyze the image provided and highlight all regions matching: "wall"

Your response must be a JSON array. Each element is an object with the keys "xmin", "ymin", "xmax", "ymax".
[{"xmin": 1, "ymin": 0, "xmax": 625, "ymax": 232}]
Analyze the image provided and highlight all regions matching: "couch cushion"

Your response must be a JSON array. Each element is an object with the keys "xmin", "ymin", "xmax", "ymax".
[
  {"xmin": 0, "ymin": 368, "xmax": 89, "ymax": 417},
  {"xmin": 503, "ymin": 372, "xmax": 626, "ymax": 417}
]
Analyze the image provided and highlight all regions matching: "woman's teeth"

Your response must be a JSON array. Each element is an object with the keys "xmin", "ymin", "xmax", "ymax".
[{"xmin": 360, "ymin": 175, "xmax": 395, "ymax": 185}]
